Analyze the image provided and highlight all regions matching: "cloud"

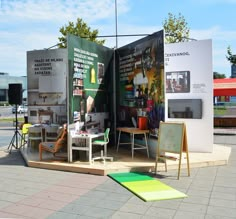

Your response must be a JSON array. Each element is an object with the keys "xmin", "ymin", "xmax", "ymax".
[
  {"xmin": 0, "ymin": 0, "xmax": 130, "ymax": 75},
  {"xmin": 0, "ymin": 0, "xmax": 129, "ymax": 24},
  {"xmin": 191, "ymin": 26, "xmax": 236, "ymax": 42},
  {"xmin": 0, "ymin": 29, "xmax": 58, "ymax": 75},
  {"xmin": 190, "ymin": 26, "xmax": 236, "ymax": 75},
  {"xmin": 1, "ymin": 0, "xmax": 235, "ymax": 77},
  {"xmin": 102, "ymin": 23, "xmax": 163, "ymax": 48}
]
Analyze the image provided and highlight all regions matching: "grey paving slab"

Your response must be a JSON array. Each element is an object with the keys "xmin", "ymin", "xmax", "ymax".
[
  {"xmin": 173, "ymin": 210, "xmax": 205, "ymax": 219},
  {"xmin": 59, "ymin": 203, "xmax": 91, "ymax": 215},
  {"xmin": 209, "ymin": 198, "xmax": 236, "ymax": 208},
  {"xmin": 0, "ymin": 211, "xmax": 21, "ymax": 218},
  {"xmin": 82, "ymin": 190, "xmax": 110, "ymax": 199},
  {"xmin": 0, "ymin": 191, "xmax": 27, "ymax": 202},
  {"xmin": 82, "ymin": 206, "xmax": 115, "ymax": 218},
  {"xmin": 144, "ymin": 206, "xmax": 176, "ymax": 218},
  {"xmin": 102, "ymin": 192, "xmax": 132, "ymax": 202},
  {"xmin": 119, "ymin": 202, "xmax": 149, "ymax": 214},
  {"xmin": 48, "ymin": 211, "xmax": 78, "ymax": 219},
  {"xmin": 189, "ymin": 180, "xmax": 215, "ymax": 191},
  {"xmin": 205, "ymin": 215, "xmax": 235, "ymax": 219},
  {"xmin": 111, "ymin": 211, "xmax": 142, "ymax": 219},
  {"xmin": 72, "ymin": 196, "xmax": 102, "ymax": 206},
  {"xmin": 187, "ymin": 188, "xmax": 212, "ymax": 198},
  {"xmin": 207, "ymin": 205, "xmax": 236, "ymax": 218},
  {"xmin": 126, "ymin": 196, "xmax": 152, "ymax": 206},
  {"xmin": 178, "ymin": 202, "xmax": 208, "ymax": 214},
  {"xmin": 0, "ymin": 200, "xmax": 12, "ymax": 209},
  {"xmin": 214, "ymin": 177, "xmax": 236, "ymax": 188},
  {"xmin": 151, "ymin": 199, "xmax": 182, "ymax": 209},
  {"xmin": 182, "ymin": 194, "xmax": 209, "ymax": 205},
  {"xmin": 212, "ymin": 186, "xmax": 236, "ymax": 195}
]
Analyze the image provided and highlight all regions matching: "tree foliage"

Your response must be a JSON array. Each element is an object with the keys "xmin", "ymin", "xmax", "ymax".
[
  {"xmin": 163, "ymin": 13, "xmax": 190, "ymax": 43},
  {"xmin": 58, "ymin": 18, "xmax": 105, "ymax": 48},
  {"xmin": 226, "ymin": 46, "xmax": 236, "ymax": 65},
  {"xmin": 213, "ymin": 72, "xmax": 226, "ymax": 79}
]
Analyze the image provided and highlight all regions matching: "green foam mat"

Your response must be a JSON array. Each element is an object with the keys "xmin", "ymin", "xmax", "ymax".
[
  {"xmin": 108, "ymin": 172, "xmax": 187, "ymax": 202},
  {"xmin": 108, "ymin": 172, "xmax": 153, "ymax": 182}
]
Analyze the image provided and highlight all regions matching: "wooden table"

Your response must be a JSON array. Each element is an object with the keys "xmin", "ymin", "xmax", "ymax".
[{"xmin": 116, "ymin": 127, "xmax": 149, "ymax": 159}]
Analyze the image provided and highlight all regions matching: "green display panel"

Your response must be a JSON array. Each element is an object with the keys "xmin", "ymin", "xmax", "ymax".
[{"xmin": 67, "ymin": 34, "xmax": 113, "ymax": 123}]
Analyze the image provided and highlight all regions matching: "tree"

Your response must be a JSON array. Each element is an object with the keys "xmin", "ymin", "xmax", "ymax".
[
  {"xmin": 213, "ymin": 72, "xmax": 226, "ymax": 79},
  {"xmin": 58, "ymin": 18, "xmax": 105, "ymax": 48},
  {"xmin": 163, "ymin": 13, "xmax": 190, "ymax": 43},
  {"xmin": 226, "ymin": 46, "xmax": 236, "ymax": 65}
]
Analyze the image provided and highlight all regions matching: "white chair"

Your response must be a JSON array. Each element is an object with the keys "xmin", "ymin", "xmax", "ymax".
[
  {"xmin": 45, "ymin": 126, "xmax": 59, "ymax": 142},
  {"xmin": 28, "ymin": 126, "xmax": 43, "ymax": 151},
  {"xmin": 92, "ymin": 128, "xmax": 113, "ymax": 164}
]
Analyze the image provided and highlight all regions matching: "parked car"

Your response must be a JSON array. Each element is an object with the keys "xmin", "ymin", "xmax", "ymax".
[{"xmin": 12, "ymin": 105, "xmax": 28, "ymax": 114}]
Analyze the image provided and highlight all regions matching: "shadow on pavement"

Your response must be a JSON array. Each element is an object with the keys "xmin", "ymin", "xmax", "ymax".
[{"xmin": 0, "ymin": 148, "xmax": 26, "ymax": 166}]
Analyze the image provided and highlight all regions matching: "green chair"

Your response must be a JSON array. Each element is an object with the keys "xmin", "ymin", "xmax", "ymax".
[{"xmin": 92, "ymin": 128, "xmax": 113, "ymax": 164}]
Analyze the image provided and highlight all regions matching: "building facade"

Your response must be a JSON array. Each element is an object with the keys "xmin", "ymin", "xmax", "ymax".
[{"xmin": 0, "ymin": 72, "xmax": 27, "ymax": 104}]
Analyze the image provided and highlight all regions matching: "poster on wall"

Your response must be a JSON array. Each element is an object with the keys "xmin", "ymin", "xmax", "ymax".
[
  {"xmin": 116, "ymin": 30, "xmax": 164, "ymax": 135},
  {"xmin": 67, "ymin": 34, "xmax": 113, "ymax": 126},
  {"xmin": 27, "ymin": 49, "xmax": 68, "ymax": 125}
]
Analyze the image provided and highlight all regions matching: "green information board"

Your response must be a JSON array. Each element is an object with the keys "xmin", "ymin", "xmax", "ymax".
[
  {"xmin": 155, "ymin": 122, "xmax": 190, "ymax": 179},
  {"xmin": 158, "ymin": 122, "xmax": 184, "ymax": 153}
]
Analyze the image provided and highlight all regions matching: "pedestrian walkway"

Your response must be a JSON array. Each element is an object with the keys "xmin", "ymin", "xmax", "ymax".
[{"xmin": 0, "ymin": 133, "xmax": 236, "ymax": 218}]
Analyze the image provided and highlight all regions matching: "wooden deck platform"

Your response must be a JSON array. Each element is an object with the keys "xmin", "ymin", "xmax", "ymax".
[{"xmin": 20, "ymin": 144, "xmax": 231, "ymax": 176}]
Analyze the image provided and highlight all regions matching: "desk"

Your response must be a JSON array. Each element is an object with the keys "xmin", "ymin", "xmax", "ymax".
[
  {"xmin": 68, "ymin": 131, "xmax": 104, "ymax": 163},
  {"xmin": 116, "ymin": 127, "xmax": 149, "ymax": 158}
]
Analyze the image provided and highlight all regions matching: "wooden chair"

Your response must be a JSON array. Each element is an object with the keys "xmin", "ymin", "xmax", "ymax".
[{"xmin": 39, "ymin": 127, "xmax": 67, "ymax": 161}]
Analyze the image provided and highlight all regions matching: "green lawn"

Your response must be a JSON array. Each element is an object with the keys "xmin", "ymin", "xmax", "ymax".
[
  {"xmin": 0, "ymin": 117, "xmax": 24, "ymax": 122},
  {"xmin": 214, "ymin": 107, "xmax": 227, "ymax": 116}
]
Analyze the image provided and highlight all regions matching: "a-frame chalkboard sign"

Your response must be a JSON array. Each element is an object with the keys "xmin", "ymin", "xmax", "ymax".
[{"xmin": 154, "ymin": 122, "xmax": 190, "ymax": 180}]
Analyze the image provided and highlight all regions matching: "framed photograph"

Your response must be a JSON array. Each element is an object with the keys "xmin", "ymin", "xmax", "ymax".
[{"xmin": 166, "ymin": 71, "xmax": 190, "ymax": 93}]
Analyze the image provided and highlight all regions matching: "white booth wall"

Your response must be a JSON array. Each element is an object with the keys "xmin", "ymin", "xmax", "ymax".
[{"xmin": 165, "ymin": 39, "xmax": 213, "ymax": 152}]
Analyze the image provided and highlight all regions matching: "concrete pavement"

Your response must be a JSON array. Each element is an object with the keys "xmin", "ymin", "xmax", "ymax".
[{"xmin": 0, "ymin": 124, "xmax": 236, "ymax": 218}]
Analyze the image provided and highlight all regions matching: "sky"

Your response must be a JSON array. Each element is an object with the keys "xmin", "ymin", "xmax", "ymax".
[{"xmin": 0, "ymin": 0, "xmax": 236, "ymax": 78}]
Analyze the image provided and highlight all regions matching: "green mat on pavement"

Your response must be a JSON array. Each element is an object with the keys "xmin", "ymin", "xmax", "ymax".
[{"xmin": 108, "ymin": 172, "xmax": 187, "ymax": 202}]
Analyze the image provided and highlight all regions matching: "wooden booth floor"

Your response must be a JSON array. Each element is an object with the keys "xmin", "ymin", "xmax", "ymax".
[{"xmin": 20, "ymin": 144, "xmax": 231, "ymax": 176}]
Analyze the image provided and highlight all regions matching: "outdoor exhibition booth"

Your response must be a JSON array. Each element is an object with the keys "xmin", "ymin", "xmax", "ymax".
[{"xmin": 23, "ymin": 30, "xmax": 214, "ymax": 175}]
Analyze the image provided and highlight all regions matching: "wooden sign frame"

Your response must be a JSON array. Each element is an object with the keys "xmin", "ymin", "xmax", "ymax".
[{"xmin": 154, "ymin": 122, "xmax": 190, "ymax": 179}]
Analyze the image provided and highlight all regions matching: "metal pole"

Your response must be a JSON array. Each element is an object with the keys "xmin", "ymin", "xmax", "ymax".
[
  {"xmin": 113, "ymin": 0, "xmax": 118, "ymax": 145},
  {"xmin": 15, "ymin": 104, "xmax": 18, "ymax": 148},
  {"xmin": 115, "ymin": 0, "xmax": 118, "ymax": 48}
]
